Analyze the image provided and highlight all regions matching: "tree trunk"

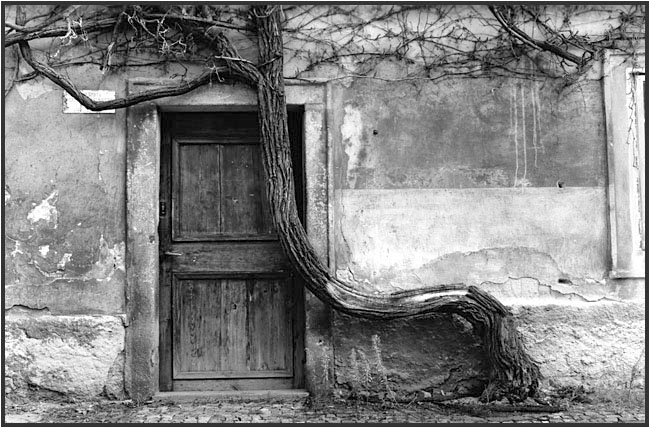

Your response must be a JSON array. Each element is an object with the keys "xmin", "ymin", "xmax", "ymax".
[{"xmin": 251, "ymin": 5, "xmax": 540, "ymax": 401}]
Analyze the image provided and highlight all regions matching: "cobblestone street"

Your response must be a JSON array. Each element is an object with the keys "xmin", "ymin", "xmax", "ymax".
[{"xmin": 4, "ymin": 395, "xmax": 647, "ymax": 425}]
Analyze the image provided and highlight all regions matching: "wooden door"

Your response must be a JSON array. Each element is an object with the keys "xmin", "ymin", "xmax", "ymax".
[{"xmin": 159, "ymin": 112, "xmax": 305, "ymax": 391}]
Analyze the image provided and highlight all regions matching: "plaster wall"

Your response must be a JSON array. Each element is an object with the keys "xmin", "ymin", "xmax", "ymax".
[
  {"xmin": 327, "ymin": 77, "xmax": 645, "ymax": 397},
  {"xmin": 4, "ymin": 70, "xmax": 132, "ymax": 397},
  {"xmin": 3, "ymin": 12, "xmax": 645, "ymax": 400}
]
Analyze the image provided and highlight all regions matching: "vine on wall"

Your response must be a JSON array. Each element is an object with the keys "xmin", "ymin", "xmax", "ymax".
[{"xmin": 4, "ymin": 4, "xmax": 645, "ymax": 96}]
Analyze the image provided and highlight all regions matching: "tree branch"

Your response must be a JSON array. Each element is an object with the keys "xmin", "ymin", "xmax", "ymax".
[
  {"xmin": 140, "ymin": 12, "xmax": 248, "ymax": 32},
  {"xmin": 17, "ymin": 39, "xmax": 221, "ymax": 110},
  {"xmin": 488, "ymin": 6, "xmax": 586, "ymax": 66},
  {"xmin": 4, "ymin": 18, "xmax": 118, "ymax": 47},
  {"xmin": 15, "ymin": 22, "xmax": 263, "ymax": 111}
]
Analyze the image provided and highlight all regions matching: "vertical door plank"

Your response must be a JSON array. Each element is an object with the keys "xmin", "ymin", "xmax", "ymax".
[
  {"xmin": 177, "ymin": 143, "xmax": 221, "ymax": 238},
  {"xmin": 248, "ymin": 279, "xmax": 292, "ymax": 372},
  {"xmin": 220, "ymin": 145, "xmax": 271, "ymax": 234},
  {"xmin": 218, "ymin": 279, "xmax": 248, "ymax": 372},
  {"xmin": 173, "ymin": 278, "xmax": 221, "ymax": 375}
]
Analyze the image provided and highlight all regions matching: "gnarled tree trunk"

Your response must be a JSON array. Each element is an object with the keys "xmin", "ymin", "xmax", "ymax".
[{"xmin": 250, "ymin": 6, "xmax": 541, "ymax": 401}]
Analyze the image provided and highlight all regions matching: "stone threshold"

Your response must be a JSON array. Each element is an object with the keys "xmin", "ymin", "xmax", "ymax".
[{"xmin": 154, "ymin": 389, "xmax": 310, "ymax": 403}]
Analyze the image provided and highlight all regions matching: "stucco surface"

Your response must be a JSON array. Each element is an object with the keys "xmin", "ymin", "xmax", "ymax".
[
  {"xmin": 5, "ymin": 308, "xmax": 125, "ymax": 397},
  {"xmin": 4, "ymin": 75, "xmax": 129, "ymax": 396},
  {"xmin": 331, "ymin": 78, "xmax": 606, "ymax": 190},
  {"xmin": 513, "ymin": 302, "xmax": 645, "ymax": 390},
  {"xmin": 334, "ymin": 187, "xmax": 610, "ymax": 290},
  {"xmin": 4, "ymin": 80, "xmax": 127, "ymax": 315}
]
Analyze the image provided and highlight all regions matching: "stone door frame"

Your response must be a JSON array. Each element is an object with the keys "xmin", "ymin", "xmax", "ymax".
[{"xmin": 125, "ymin": 80, "xmax": 332, "ymax": 399}]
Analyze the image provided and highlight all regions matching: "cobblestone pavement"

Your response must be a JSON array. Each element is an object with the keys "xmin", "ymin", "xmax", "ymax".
[{"xmin": 4, "ymin": 396, "xmax": 647, "ymax": 425}]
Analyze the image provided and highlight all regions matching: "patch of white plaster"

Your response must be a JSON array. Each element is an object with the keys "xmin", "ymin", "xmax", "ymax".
[
  {"xmin": 57, "ymin": 253, "xmax": 72, "ymax": 271},
  {"xmin": 27, "ymin": 191, "xmax": 58, "ymax": 227},
  {"xmin": 16, "ymin": 80, "xmax": 53, "ymax": 100},
  {"xmin": 340, "ymin": 105, "xmax": 364, "ymax": 187},
  {"xmin": 38, "ymin": 245, "xmax": 50, "ymax": 258},
  {"xmin": 5, "ymin": 187, "xmax": 11, "ymax": 204},
  {"xmin": 84, "ymin": 235, "xmax": 125, "ymax": 281}
]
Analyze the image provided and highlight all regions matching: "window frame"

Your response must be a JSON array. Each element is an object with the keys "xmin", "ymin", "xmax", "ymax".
[{"xmin": 603, "ymin": 51, "xmax": 646, "ymax": 279}]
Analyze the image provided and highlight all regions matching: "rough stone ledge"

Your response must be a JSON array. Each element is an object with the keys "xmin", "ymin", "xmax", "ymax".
[
  {"xmin": 512, "ymin": 301, "xmax": 645, "ymax": 391},
  {"xmin": 5, "ymin": 309, "xmax": 126, "ymax": 398}
]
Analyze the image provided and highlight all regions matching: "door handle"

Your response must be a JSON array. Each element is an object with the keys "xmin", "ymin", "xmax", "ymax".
[{"xmin": 164, "ymin": 251, "xmax": 183, "ymax": 256}]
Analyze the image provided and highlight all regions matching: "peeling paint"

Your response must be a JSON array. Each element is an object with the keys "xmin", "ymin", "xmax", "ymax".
[
  {"xmin": 16, "ymin": 80, "xmax": 53, "ymax": 100},
  {"xmin": 84, "ymin": 235, "xmax": 125, "ymax": 281},
  {"xmin": 5, "ymin": 186, "xmax": 11, "ymax": 204},
  {"xmin": 57, "ymin": 253, "xmax": 72, "ymax": 271},
  {"xmin": 27, "ymin": 190, "xmax": 58, "ymax": 227},
  {"xmin": 38, "ymin": 245, "xmax": 50, "ymax": 258},
  {"xmin": 340, "ymin": 105, "xmax": 365, "ymax": 188}
]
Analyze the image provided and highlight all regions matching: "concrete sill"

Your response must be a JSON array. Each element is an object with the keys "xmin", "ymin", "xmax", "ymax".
[
  {"xmin": 154, "ymin": 389, "xmax": 310, "ymax": 403},
  {"xmin": 609, "ymin": 269, "xmax": 645, "ymax": 279}
]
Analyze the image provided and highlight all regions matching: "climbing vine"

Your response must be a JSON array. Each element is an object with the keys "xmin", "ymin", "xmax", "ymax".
[{"xmin": 4, "ymin": 4, "xmax": 645, "ymax": 96}]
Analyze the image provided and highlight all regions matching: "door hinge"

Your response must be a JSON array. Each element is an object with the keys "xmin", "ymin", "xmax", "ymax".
[{"xmin": 159, "ymin": 201, "xmax": 167, "ymax": 216}]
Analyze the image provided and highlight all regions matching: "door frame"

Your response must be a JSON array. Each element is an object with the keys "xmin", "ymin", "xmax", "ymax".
[
  {"xmin": 158, "ymin": 110, "xmax": 305, "ymax": 391},
  {"xmin": 125, "ymin": 80, "xmax": 333, "ymax": 399}
]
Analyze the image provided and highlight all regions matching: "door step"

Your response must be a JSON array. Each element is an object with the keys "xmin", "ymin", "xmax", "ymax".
[{"xmin": 154, "ymin": 389, "xmax": 309, "ymax": 403}]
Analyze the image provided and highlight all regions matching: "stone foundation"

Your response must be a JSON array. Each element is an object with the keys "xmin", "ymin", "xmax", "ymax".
[
  {"xmin": 514, "ymin": 302, "xmax": 645, "ymax": 391},
  {"xmin": 5, "ymin": 308, "xmax": 126, "ymax": 398}
]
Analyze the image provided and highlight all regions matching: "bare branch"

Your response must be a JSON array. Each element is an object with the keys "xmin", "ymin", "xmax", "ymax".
[
  {"xmin": 17, "ymin": 39, "xmax": 219, "ymax": 111},
  {"xmin": 488, "ymin": 6, "xmax": 586, "ymax": 66},
  {"xmin": 15, "ymin": 20, "xmax": 263, "ymax": 111},
  {"xmin": 140, "ymin": 12, "xmax": 248, "ymax": 32},
  {"xmin": 4, "ymin": 18, "xmax": 118, "ymax": 47}
]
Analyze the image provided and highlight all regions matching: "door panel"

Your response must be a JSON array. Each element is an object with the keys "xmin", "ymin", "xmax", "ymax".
[
  {"xmin": 248, "ymin": 278, "xmax": 292, "ymax": 372},
  {"xmin": 172, "ymin": 140, "xmax": 273, "ymax": 240},
  {"xmin": 160, "ymin": 111, "xmax": 304, "ymax": 391},
  {"xmin": 220, "ymin": 144, "xmax": 273, "ymax": 235},
  {"xmin": 172, "ymin": 274, "xmax": 293, "ymax": 379},
  {"xmin": 175, "ymin": 143, "xmax": 221, "ymax": 238}
]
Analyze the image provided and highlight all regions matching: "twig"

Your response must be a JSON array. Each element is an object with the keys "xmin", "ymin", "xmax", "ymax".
[
  {"xmin": 212, "ymin": 55, "xmax": 255, "ymax": 65},
  {"xmin": 101, "ymin": 9, "xmax": 126, "ymax": 72},
  {"xmin": 141, "ymin": 12, "xmax": 247, "ymax": 31}
]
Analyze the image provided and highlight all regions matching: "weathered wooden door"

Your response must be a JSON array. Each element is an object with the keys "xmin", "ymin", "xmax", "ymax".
[{"xmin": 159, "ymin": 112, "xmax": 305, "ymax": 391}]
